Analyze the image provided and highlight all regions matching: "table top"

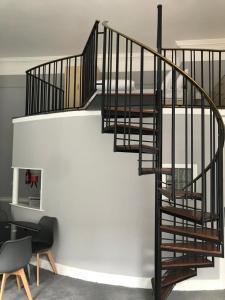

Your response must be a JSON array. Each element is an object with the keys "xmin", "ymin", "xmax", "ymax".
[
  {"xmin": 10, "ymin": 221, "xmax": 41, "ymax": 232},
  {"xmin": 0, "ymin": 222, "xmax": 33, "ymax": 245}
]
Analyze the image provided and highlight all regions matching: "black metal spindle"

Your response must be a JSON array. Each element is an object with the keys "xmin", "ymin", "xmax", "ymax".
[
  {"xmin": 113, "ymin": 33, "xmax": 120, "ymax": 151},
  {"xmin": 128, "ymin": 41, "xmax": 133, "ymax": 147},
  {"xmin": 123, "ymin": 38, "xmax": 128, "ymax": 147},
  {"xmin": 219, "ymin": 52, "xmax": 222, "ymax": 107},
  {"xmin": 101, "ymin": 27, "xmax": 107, "ymax": 132},
  {"xmin": 25, "ymin": 73, "xmax": 29, "ymax": 115},
  {"xmin": 155, "ymin": 5, "xmax": 162, "ymax": 299},
  {"xmin": 171, "ymin": 68, "xmax": 176, "ymax": 256},
  {"xmin": 139, "ymin": 47, "xmax": 144, "ymax": 174}
]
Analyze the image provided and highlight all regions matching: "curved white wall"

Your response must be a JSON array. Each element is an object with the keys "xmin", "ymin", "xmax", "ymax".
[
  {"xmin": 12, "ymin": 111, "xmax": 155, "ymax": 287},
  {"xmin": 12, "ymin": 110, "xmax": 225, "ymax": 290}
]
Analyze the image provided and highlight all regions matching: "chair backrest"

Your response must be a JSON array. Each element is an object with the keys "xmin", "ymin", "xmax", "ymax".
[
  {"xmin": 38, "ymin": 216, "xmax": 57, "ymax": 247},
  {"xmin": 0, "ymin": 236, "xmax": 32, "ymax": 273}
]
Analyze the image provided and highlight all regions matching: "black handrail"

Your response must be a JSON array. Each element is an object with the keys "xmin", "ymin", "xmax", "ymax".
[
  {"xmin": 26, "ymin": 21, "xmax": 100, "ymax": 115},
  {"xmin": 162, "ymin": 48, "xmax": 225, "ymax": 107},
  {"xmin": 102, "ymin": 22, "xmax": 225, "ymax": 127},
  {"xmin": 24, "ymin": 18, "xmax": 225, "ymax": 299},
  {"xmin": 101, "ymin": 20, "xmax": 225, "ymax": 300}
]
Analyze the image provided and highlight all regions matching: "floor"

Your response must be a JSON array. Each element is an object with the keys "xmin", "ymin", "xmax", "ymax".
[{"xmin": 3, "ymin": 269, "xmax": 225, "ymax": 299}]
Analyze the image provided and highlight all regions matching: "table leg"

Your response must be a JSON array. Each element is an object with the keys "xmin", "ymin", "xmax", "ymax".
[{"xmin": 24, "ymin": 264, "xmax": 35, "ymax": 285}]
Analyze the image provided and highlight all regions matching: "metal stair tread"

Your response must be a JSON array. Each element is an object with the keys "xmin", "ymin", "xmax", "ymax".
[
  {"xmin": 161, "ymin": 284, "xmax": 175, "ymax": 300},
  {"xmin": 159, "ymin": 188, "xmax": 202, "ymax": 200},
  {"xmin": 104, "ymin": 124, "xmax": 157, "ymax": 135},
  {"xmin": 140, "ymin": 168, "xmax": 172, "ymax": 175},
  {"xmin": 161, "ymin": 242, "xmax": 222, "ymax": 256},
  {"xmin": 104, "ymin": 107, "xmax": 158, "ymax": 117},
  {"xmin": 152, "ymin": 278, "xmax": 175, "ymax": 300},
  {"xmin": 162, "ymin": 255, "xmax": 213, "ymax": 269},
  {"xmin": 160, "ymin": 225, "xmax": 219, "ymax": 241},
  {"xmin": 161, "ymin": 269, "xmax": 197, "ymax": 288},
  {"xmin": 161, "ymin": 206, "xmax": 218, "ymax": 224},
  {"xmin": 115, "ymin": 144, "xmax": 158, "ymax": 154}
]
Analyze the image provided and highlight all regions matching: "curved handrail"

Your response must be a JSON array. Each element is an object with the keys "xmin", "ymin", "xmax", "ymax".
[
  {"xmin": 101, "ymin": 20, "xmax": 224, "ymax": 299},
  {"xmin": 26, "ymin": 21, "xmax": 100, "ymax": 115},
  {"xmin": 102, "ymin": 21, "xmax": 224, "ymax": 132},
  {"xmin": 162, "ymin": 47, "xmax": 225, "ymax": 52},
  {"xmin": 161, "ymin": 47, "xmax": 225, "ymax": 108},
  {"xmin": 102, "ymin": 21, "xmax": 224, "ymax": 236},
  {"xmin": 102, "ymin": 22, "xmax": 225, "ymax": 191},
  {"xmin": 26, "ymin": 20, "xmax": 100, "ymax": 73},
  {"xmin": 26, "ymin": 54, "xmax": 83, "ymax": 73}
]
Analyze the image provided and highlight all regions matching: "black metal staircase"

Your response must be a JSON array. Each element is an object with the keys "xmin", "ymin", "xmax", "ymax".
[
  {"xmin": 25, "ymin": 9, "xmax": 225, "ymax": 300},
  {"xmin": 101, "ymin": 10, "xmax": 225, "ymax": 299}
]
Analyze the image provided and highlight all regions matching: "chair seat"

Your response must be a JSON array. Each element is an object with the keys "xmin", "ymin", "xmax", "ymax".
[{"xmin": 32, "ymin": 241, "xmax": 51, "ymax": 253}]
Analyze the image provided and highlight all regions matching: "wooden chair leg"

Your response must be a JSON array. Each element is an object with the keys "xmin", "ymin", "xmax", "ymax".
[
  {"xmin": 0, "ymin": 273, "xmax": 9, "ymax": 300},
  {"xmin": 16, "ymin": 275, "xmax": 21, "ymax": 290},
  {"xmin": 18, "ymin": 269, "xmax": 33, "ymax": 300},
  {"xmin": 36, "ymin": 253, "xmax": 40, "ymax": 286},
  {"xmin": 46, "ymin": 250, "xmax": 58, "ymax": 274}
]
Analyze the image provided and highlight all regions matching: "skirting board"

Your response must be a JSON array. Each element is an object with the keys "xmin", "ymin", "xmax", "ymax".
[
  {"xmin": 31, "ymin": 257, "xmax": 225, "ymax": 291},
  {"xmin": 30, "ymin": 258, "xmax": 151, "ymax": 289}
]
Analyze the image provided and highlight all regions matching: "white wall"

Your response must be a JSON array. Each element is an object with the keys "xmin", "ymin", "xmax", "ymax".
[
  {"xmin": 12, "ymin": 111, "xmax": 155, "ymax": 284},
  {"xmin": 11, "ymin": 110, "xmax": 225, "ymax": 289}
]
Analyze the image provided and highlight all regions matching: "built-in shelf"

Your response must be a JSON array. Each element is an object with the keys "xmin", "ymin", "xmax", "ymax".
[
  {"xmin": 12, "ymin": 167, "xmax": 43, "ymax": 211},
  {"xmin": 10, "ymin": 203, "xmax": 44, "ymax": 212}
]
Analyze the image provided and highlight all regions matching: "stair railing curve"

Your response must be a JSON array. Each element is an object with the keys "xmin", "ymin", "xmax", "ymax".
[
  {"xmin": 24, "ymin": 17, "xmax": 225, "ymax": 300},
  {"xmin": 161, "ymin": 48, "xmax": 225, "ymax": 108},
  {"xmin": 101, "ymin": 21, "xmax": 224, "ymax": 300},
  {"xmin": 25, "ymin": 20, "xmax": 100, "ymax": 116}
]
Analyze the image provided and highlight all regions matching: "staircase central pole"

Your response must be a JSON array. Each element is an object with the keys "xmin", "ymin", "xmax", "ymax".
[
  {"xmin": 157, "ymin": 5, "xmax": 162, "ymax": 54},
  {"xmin": 154, "ymin": 4, "xmax": 163, "ymax": 300}
]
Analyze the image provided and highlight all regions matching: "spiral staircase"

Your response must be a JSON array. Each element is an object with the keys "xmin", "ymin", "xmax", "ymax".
[{"xmin": 25, "ymin": 7, "xmax": 225, "ymax": 300}]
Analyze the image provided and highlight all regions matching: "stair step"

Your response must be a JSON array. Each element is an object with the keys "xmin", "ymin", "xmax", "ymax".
[
  {"xmin": 151, "ymin": 278, "xmax": 174, "ymax": 300},
  {"xmin": 104, "ymin": 124, "xmax": 157, "ymax": 135},
  {"xmin": 161, "ymin": 242, "xmax": 222, "ymax": 256},
  {"xmin": 161, "ymin": 284, "xmax": 174, "ymax": 300},
  {"xmin": 140, "ymin": 168, "xmax": 172, "ymax": 175},
  {"xmin": 104, "ymin": 107, "xmax": 157, "ymax": 118},
  {"xmin": 161, "ymin": 206, "xmax": 218, "ymax": 224},
  {"xmin": 160, "ymin": 225, "xmax": 219, "ymax": 241},
  {"xmin": 162, "ymin": 255, "xmax": 213, "ymax": 270},
  {"xmin": 159, "ymin": 188, "xmax": 202, "ymax": 200},
  {"xmin": 115, "ymin": 144, "xmax": 158, "ymax": 154},
  {"xmin": 161, "ymin": 269, "xmax": 197, "ymax": 288}
]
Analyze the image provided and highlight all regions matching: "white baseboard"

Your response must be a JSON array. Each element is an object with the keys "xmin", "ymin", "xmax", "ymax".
[
  {"xmin": 31, "ymin": 257, "xmax": 225, "ymax": 291},
  {"xmin": 31, "ymin": 258, "xmax": 151, "ymax": 289}
]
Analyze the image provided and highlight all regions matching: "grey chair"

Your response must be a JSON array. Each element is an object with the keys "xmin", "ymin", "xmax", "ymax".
[
  {"xmin": 0, "ymin": 236, "xmax": 33, "ymax": 300},
  {"xmin": 12, "ymin": 216, "xmax": 57, "ymax": 286},
  {"xmin": 32, "ymin": 216, "xmax": 57, "ymax": 286}
]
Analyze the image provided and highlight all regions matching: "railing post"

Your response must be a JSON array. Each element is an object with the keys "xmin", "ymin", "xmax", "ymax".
[
  {"xmin": 154, "ymin": 4, "xmax": 163, "ymax": 300},
  {"xmin": 218, "ymin": 126, "xmax": 224, "ymax": 255},
  {"xmin": 101, "ymin": 26, "xmax": 107, "ymax": 132},
  {"xmin": 95, "ymin": 22, "xmax": 99, "ymax": 92},
  {"xmin": 25, "ymin": 72, "xmax": 29, "ymax": 116},
  {"xmin": 113, "ymin": 33, "xmax": 120, "ymax": 152},
  {"xmin": 157, "ymin": 4, "xmax": 162, "ymax": 54},
  {"xmin": 219, "ymin": 51, "xmax": 222, "ymax": 107}
]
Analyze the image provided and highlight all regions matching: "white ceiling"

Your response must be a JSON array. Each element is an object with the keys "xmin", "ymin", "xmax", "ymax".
[{"xmin": 0, "ymin": 0, "xmax": 225, "ymax": 58}]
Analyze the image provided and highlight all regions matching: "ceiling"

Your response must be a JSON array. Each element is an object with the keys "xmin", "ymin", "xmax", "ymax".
[{"xmin": 0, "ymin": 0, "xmax": 225, "ymax": 57}]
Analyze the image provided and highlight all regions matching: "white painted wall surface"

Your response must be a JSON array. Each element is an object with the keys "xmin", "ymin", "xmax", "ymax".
[{"xmin": 11, "ymin": 111, "xmax": 225, "ymax": 290}]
